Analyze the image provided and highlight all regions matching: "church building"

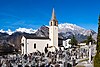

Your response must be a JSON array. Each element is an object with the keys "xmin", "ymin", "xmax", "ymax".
[{"xmin": 21, "ymin": 8, "xmax": 62, "ymax": 55}]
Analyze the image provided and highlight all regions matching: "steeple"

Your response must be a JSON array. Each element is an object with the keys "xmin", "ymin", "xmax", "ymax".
[
  {"xmin": 51, "ymin": 8, "xmax": 56, "ymax": 20},
  {"xmin": 49, "ymin": 8, "xmax": 58, "ymax": 52},
  {"xmin": 50, "ymin": 8, "xmax": 58, "ymax": 26}
]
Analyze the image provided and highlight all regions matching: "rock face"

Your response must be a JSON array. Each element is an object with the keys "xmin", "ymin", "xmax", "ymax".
[
  {"xmin": 35, "ymin": 23, "xmax": 97, "ymax": 42},
  {"xmin": 58, "ymin": 23, "xmax": 97, "ymax": 42},
  {"xmin": 7, "ymin": 32, "xmax": 36, "ymax": 51},
  {"xmin": 0, "ymin": 23, "xmax": 97, "ymax": 50},
  {"xmin": 35, "ymin": 25, "xmax": 49, "ymax": 37}
]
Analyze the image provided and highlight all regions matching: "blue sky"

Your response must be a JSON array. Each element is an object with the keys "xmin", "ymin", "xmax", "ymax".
[{"xmin": 0, "ymin": 0, "xmax": 100, "ymax": 32}]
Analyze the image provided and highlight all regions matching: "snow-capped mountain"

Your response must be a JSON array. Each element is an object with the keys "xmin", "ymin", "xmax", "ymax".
[
  {"xmin": 0, "ymin": 23, "xmax": 97, "ymax": 42},
  {"xmin": 0, "ymin": 29, "xmax": 14, "ymax": 35},
  {"xmin": 16, "ymin": 28, "xmax": 37, "ymax": 34},
  {"xmin": 58, "ymin": 23, "xmax": 96, "ymax": 36},
  {"xmin": 0, "ymin": 28, "xmax": 37, "ymax": 35},
  {"xmin": 34, "ymin": 23, "xmax": 96, "ymax": 42},
  {"xmin": 0, "ymin": 23, "xmax": 96, "ymax": 51},
  {"xmin": 58, "ymin": 23, "xmax": 96, "ymax": 42}
]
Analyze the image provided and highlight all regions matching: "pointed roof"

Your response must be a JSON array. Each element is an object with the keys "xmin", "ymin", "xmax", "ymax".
[{"xmin": 51, "ymin": 8, "xmax": 57, "ymax": 21}]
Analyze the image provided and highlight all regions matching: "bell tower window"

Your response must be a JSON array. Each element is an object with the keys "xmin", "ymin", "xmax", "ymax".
[
  {"xmin": 51, "ymin": 22, "xmax": 52, "ymax": 26},
  {"xmin": 54, "ymin": 21, "xmax": 56, "ymax": 26}
]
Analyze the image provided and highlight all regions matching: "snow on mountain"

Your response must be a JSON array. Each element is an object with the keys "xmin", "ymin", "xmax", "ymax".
[
  {"xmin": 58, "ymin": 23, "xmax": 96, "ymax": 36},
  {"xmin": 16, "ymin": 28, "xmax": 37, "ymax": 34},
  {"xmin": 0, "ymin": 28, "xmax": 37, "ymax": 35},
  {"xmin": 0, "ymin": 23, "xmax": 97, "ymax": 42},
  {"xmin": 0, "ymin": 29, "xmax": 5, "ymax": 33},
  {"xmin": 0, "ymin": 29, "xmax": 14, "ymax": 35},
  {"xmin": 58, "ymin": 23, "xmax": 85, "ymax": 32},
  {"xmin": 6, "ymin": 29, "xmax": 14, "ymax": 35}
]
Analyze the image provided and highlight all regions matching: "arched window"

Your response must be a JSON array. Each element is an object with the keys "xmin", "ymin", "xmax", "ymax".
[
  {"xmin": 54, "ymin": 21, "xmax": 56, "ymax": 26},
  {"xmin": 47, "ymin": 44, "xmax": 48, "ymax": 48},
  {"xmin": 34, "ymin": 43, "xmax": 36, "ymax": 49},
  {"xmin": 51, "ymin": 22, "xmax": 52, "ymax": 26}
]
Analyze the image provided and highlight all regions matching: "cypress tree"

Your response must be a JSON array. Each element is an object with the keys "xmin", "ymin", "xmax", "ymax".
[
  {"xmin": 94, "ymin": 15, "xmax": 100, "ymax": 67},
  {"xmin": 86, "ymin": 34, "xmax": 93, "ymax": 45},
  {"xmin": 97, "ymin": 15, "xmax": 100, "ymax": 53},
  {"xmin": 70, "ymin": 35, "xmax": 78, "ymax": 46}
]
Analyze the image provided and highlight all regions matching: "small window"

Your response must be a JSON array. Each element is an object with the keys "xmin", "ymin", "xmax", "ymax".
[
  {"xmin": 34, "ymin": 43, "xmax": 36, "ymax": 49},
  {"xmin": 54, "ymin": 22, "xmax": 56, "ymax": 26},
  {"xmin": 51, "ymin": 22, "xmax": 52, "ymax": 26},
  {"xmin": 21, "ymin": 43, "xmax": 24, "ymax": 46},
  {"xmin": 47, "ymin": 44, "xmax": 48, "ymax": 48}
]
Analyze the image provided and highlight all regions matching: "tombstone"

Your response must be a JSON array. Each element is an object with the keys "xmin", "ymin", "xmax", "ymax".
[
  {"xmin": 67, "ymin": 63, "xmax": 72, "ymax": 67},
  {"xmin": 89, "ymin": 42, "xmax": 92, "ymax": 63},
  {"xmin": 72, "ymin": 58, "xmax": 76, "ymax": 66},
  {"xmin": 18, "ymin": 65, "xmax": 23, "ymax": 67},
  {"xmin": 55, "ymin": 63, "xmax": 60, "ymax": 67},
  {"xmin": 25, "ymin": 65, "xmax": 29, "ymax": 67},
  {"xmin": 64, "ymin": 61, "xmax": 67, "ymax": 67},
  {"xmin": 31, "ymin": 61, "xmax": 35, "ymax": 67},
  {"xmin": 45, "ymin": 47, "xmax": 48, "ymax": 54}
]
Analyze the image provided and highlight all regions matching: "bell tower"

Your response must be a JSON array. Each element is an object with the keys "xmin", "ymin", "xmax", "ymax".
[{"xmin": 49, "ymin": 8, "xmax": 58, "ymax": 51}]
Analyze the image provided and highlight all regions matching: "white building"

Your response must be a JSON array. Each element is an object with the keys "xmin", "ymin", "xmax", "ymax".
[
  {"xmin": 21, "ymin": 36, "xmax": 50, "ymax": 54},
  {"xmin": 21, "ymin": 8, "xmax": 60, "ymax": 55},
  {"xmin": 63, "ymin": 39, "xmax": 71, "ymax": 48}
]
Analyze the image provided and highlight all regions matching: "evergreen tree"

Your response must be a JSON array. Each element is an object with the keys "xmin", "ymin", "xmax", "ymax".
[
  {"xmin": 70, "ymin": 35, "xmax": 78, "ymax": 46},
  {"xmin": 86, "ymin": 34, "xmax": 93, "ymax": 45},
  {"xmin": 96, "ymin": 15, "xmax": 100, "ymax": 52},
  {"xmin": 94, "ymin": 15, "xmax": 100, "ymax": 67}
]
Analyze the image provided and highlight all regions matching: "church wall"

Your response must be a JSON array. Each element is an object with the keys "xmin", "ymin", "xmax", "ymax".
[
  {"xmin": 21, "ymin": 36, "xmax": 27, "ymax": 55},
  {"xmin": 27, "ymin": 39, "xmax": 50, "ymax": 54},
  {"xmin": 49, "ymin": 26, "xmax": 58, "ymax": 47}
]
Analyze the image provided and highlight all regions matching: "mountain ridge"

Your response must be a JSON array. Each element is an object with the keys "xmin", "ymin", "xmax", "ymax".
[
  {"xmin": 0, "ymin": 23, "xmax": 97, "ymax": 50},
  {"xmin": 0, "ymin": 23, "xmax": 97, "ymax": 43},
  {"xmin": 0, "ymin": 23, "xmax": 97, "ymax": 35}
]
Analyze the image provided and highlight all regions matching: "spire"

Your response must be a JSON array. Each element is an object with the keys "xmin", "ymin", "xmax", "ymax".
[
  {"xmin": 51, "ymin": 8, "xmax": 56, "ymax": 20},
  {"xmin": 50, "ymin": 8, "xmax": 58, "ymax": 26}
]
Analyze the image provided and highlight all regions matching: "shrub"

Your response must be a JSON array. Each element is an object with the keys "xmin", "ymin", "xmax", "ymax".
[{"xmin": 94, "ymin": 53, "xmax": 100, "ymax": 67}]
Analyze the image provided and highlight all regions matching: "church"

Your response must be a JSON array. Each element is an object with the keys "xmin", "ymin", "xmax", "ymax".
[{"xmin": 21, "ymin": 8, "xmax": 63, "ymax": 55}]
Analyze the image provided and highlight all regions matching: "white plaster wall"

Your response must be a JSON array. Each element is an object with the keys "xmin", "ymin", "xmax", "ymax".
[
  {"xmin": 49, "ymin": 26, "xmax": 53, "ymax": 46},
  {"xmin": 21, "ymin": 36, "xmax": 27, "ymax": 55},
  {"xmin": 63, "ymin": 39, "xmax": 71, "ymax": 48},
  {"xmin": 63, "ymin": 41, "xmax": 66, "ymax": 47},
  {"xmin": 27, "ymin": 39, "xmax": 50, "ymax": 54},
  {"xmin": 49, "ymin": 26, "xmax": 58, "ymax": 47}
]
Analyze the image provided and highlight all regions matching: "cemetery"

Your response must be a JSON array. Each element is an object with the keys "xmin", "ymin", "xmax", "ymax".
[
  {"xmin": 0, "ymin": 2, "xmax": 99, "ymax": 67},
  {"xmin": 0, "ymin": 42, "xmax": 96, "ymax": 67}
]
